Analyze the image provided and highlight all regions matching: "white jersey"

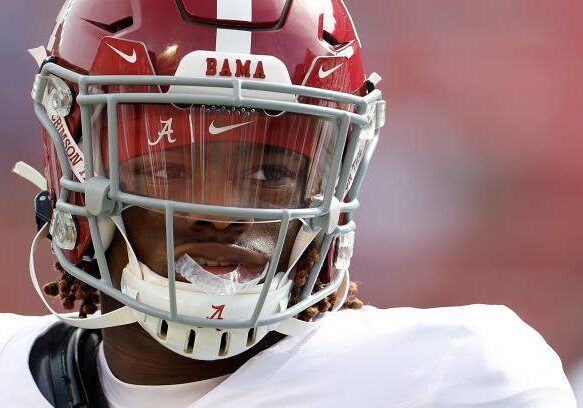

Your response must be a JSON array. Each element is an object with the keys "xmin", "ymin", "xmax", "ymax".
[
  {"xmin": 568, "ymin": 358, "xmax": 583, "ymax": 407},
  {"xmin": 0, "ymin": 305, "xmax": 576, "ymax": 407}
]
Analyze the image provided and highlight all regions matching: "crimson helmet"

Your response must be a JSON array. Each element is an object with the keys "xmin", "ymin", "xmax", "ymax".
[{"xmin": 30, "ymin": 0, "xmax": 385, "ymax": 360}]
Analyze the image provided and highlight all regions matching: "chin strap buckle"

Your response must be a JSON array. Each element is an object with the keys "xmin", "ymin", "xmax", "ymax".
[{"xmin": 35, "ymin": 190, "xmax": 53, "ymax": 235}]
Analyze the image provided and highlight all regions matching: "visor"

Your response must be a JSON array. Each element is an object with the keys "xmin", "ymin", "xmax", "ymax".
[{"xmin": 93, "ymin": 103, "xmax": 339, "ymax": 210}]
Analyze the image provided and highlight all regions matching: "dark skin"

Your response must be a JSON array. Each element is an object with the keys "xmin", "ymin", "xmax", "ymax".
[
  {"xmin": 101, "ymin": 142, "xmax": 311, "ymax": 385},
  {"xmin": 102, "ymin": 224, "xmax": 290, "ymax": 385}
]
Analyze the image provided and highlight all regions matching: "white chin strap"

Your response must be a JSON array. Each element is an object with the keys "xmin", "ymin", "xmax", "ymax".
[
  {"xmin": 13, "ymin": 162, "xmax": 47, "ymax": 191},
  {"xmin": 21, "ymin": 160, "xmax": 350, "ymax": 359},
  {"xmin": 30, "ymin": 223, "xmax": 138, "ymax": 329},
  {"xmin": 28, "ymin": 222, "xmax": 330, "ymax": 358}
]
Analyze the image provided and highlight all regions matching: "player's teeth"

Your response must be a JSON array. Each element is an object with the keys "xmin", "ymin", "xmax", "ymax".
[{"xmin": 189, "ymin": 256, "xmax": 235, "ymax": 267}]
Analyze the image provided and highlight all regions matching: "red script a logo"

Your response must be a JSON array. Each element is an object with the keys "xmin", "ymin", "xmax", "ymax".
[{"xmin": 207, "ymin": 304, "xmax": 226, "ymax": 320}]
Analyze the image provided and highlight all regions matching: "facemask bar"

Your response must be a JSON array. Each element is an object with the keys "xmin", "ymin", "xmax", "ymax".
[{"xmin": 33, "ymin": 62, "xmax": 384, "ymax": 330}]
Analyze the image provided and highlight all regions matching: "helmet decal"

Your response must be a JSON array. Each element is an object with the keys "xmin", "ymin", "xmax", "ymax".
[{"xmin": 91, "ymin": 37, "xmax": 156, "ymax": 76}]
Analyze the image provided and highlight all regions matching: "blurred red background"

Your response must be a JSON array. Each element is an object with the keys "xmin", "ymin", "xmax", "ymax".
[{"xmin": 1, "ymin": 0, "xmax": 582, "ymax": 386}]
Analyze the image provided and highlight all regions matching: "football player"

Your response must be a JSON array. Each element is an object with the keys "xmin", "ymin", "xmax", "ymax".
[{"xmin": 1, "ymin": 0, "xmax": 576, "ymax": 406}]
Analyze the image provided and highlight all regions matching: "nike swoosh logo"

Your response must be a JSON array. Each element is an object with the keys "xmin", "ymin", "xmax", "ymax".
[
  {"xmin": 107, "ymin": 44, "xmax": 137, "ymax": 64},
  {"xmin": 209, "ymin": 120, "xmax": 254, "ymax": 135},
  {"xmin": 319, "ymin": 63, "xmax": 344, "ymax": 79}
]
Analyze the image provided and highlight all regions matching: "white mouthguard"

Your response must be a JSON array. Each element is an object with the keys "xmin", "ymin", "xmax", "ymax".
[{"xmin": 175, "ymin": 254, "xmax": 270, "ymax": 296}]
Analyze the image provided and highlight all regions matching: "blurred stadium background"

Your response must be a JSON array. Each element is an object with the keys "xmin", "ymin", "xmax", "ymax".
[{"xmin": 1, "ymin": 0, "xmax": 582, "ymax": 392}]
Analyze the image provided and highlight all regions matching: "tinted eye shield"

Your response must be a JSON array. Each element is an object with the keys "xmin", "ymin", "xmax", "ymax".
[{"xmin": 108, "ymin": 105, "xmax": 335, "ymax": 211}]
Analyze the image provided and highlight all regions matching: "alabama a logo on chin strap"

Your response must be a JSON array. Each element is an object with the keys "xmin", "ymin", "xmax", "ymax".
[{"xmin": 207, "ymin": 305, "xmax": 226, "ymax": 320}]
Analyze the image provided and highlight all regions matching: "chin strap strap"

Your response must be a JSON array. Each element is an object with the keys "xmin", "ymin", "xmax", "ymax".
[
  {"xmin": 13, "ymin": 161, "xmax": 47, "ymax": 191},
  {"xmin": 277, "ymin": 226, "xmax": 321, "ymax": 290},
  {"xmin": 29, "ymin": 223, "xmax": 138, "ymax": 329},
  {"xmin": 276, "ymin": 315, "xmax": 320, "ymax": 336},
  {"xmin": 109, "ymin": 214, "xmax": 141, "ymax": 274}
]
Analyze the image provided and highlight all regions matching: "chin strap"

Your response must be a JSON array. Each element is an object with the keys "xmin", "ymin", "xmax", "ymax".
[
  {"xmin": 276, "ymin": 315, "xmax": 320, "ymax": 336},
  {"xmin": 13, "ymin": 161, "xmax": 47, "ymax": 191},
  {"xmin": 30, "ymin": 222, "xmax": 321, "ymax": 335},
  {"xmin": 28, "ymin": 45, "xmax": 48, "ymax": 68},
  {"xmin": 278, "ymin": 226, "xmax": 321, "ymax": 290},
  {"xmin": 29, "ymin": 223, "xmax": 138, "ymax": 329},
  {"xmin": 109, "ymin": 214, "xmax": 141, "ymax": 274}
]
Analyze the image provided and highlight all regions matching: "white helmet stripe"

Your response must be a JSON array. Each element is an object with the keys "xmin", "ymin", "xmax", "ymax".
[{"xmin": 216, "ymin": 0, "xmax": 253, "ymax": 53}]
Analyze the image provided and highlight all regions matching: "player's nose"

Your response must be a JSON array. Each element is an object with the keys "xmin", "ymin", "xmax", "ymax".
[{"xmin": 185, "ymin": 214, "xmax": 254, "ymax": 233}]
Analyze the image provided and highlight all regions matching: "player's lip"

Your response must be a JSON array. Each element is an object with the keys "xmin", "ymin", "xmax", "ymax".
[{"xmin": 173, "ymin": 242, "xmax": 268, "ymax": 266}]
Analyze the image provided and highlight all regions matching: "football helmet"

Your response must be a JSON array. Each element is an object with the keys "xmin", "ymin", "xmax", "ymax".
[{"xmin": 29, "ymin": 0, "xmax": 385, "ymax": 360}]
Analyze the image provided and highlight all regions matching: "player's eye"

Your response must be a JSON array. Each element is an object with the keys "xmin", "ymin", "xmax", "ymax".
[
  {"xmin": 250, "ymin": 166, "xmax": 294, "ymax": 184},
  {"xmin": 150, "ymin": 165, "xmax": 185, "ymax": 181}
]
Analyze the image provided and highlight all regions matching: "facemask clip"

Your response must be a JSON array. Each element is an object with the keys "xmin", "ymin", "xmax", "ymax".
[{"xmin": 85, "ymin": 176, "xmax": 117, "ymax": 216}]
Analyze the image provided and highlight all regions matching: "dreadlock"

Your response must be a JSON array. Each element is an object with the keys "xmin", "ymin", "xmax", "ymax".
[
  {"xmin": 43, "ymin": 244, "xmax": 363, "ymax": 320},
  {"xmin": 289, "ymin": 244, "xmax": 364, "ymax": 322},
  {"xmin": 42, "ymin": 259, "xmax": 100, "ymax": 318}
]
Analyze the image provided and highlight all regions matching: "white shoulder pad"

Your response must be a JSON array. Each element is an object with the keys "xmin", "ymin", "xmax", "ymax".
[
  {"xmin": 569, "ymin": 358, "xmax": 583, "ymax": 407},
  {"xmin": 187, "ymin": 306, "xmax": 576, "ymax": 408},
  {"xmin": 0, "ymin": 313, "xmax": 57, "ymax": 350},
  {"xmin": 427, "ymin": 305, "xmax": 576, "ymax": 407}
]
